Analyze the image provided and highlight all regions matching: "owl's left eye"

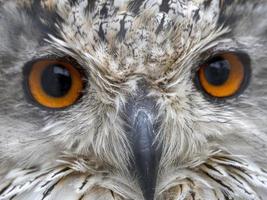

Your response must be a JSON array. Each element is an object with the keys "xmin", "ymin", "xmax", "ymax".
[
  {"xmin": 194, "ymin": 52, "xmax": 251, "ymax": 99},
  {"xmin": 24, "ymin": 59, "xmax": 84, "ymax": 109}
]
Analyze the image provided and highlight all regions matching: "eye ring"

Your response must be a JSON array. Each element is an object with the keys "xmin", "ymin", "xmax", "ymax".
[
  {"xmin": 24, "ymin": 59, "xmax": 84, "ymax": 109},
  {"xmin": 195, "ymin": 52, "xmax": 251, "ymax": 99}
]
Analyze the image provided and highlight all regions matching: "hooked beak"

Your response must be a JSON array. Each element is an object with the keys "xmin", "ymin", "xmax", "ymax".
[{"xmin": 125, "ymin": 85, "xmax": 161, "ymax": 200}]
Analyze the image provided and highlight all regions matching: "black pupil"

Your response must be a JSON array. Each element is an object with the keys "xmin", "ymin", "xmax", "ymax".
[
  {"xmin": 41, "ymin": 64, "xmax": 72, "ymax": 97},
  {"xmin": 204, "ymin": 57, "xmax": 230, "ymax": 86}
]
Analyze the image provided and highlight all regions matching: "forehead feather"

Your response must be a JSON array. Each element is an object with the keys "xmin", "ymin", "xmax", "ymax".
[
  {"xmin": 16, "ymin": 0, "xmax": 224, "ymax": 80},
  {"xmin": 50, "ymin": 1, "xmax": 221, "ymax": 72}
]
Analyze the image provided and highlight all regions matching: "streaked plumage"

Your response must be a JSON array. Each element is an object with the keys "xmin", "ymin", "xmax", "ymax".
[{"xmin": 0, "ymin": 0, "xmax": 267, "ymax": 199}]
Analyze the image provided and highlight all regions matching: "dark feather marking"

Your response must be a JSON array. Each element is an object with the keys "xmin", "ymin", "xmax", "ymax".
[
  {"xmin": 1, "ymin": 185, "xmax": 16, "ymax": 196},
  {"xmin": 23, "ymin": 0, "xmax": 63, "ymax": 40},
  {"xmin": 41, "ymin": 180, "xmax": 52, "ymax": 188},
  {"xmin": 204, "ymin": 172, "xmax": 234, "ymax": 193},
  {"xmin": 24, "ymin": 169, "xmax": 39, "ymax": 175},
  {"xmin": 237, "ymin": 167, "xmax": 266, "ymax": 185},
  {"xmin": 192, "ymin": 9, "xmax": 200, "ymax": 22},
  {"xmin": 78, "ymin": 194, "xmax": 85, "ymax": 200},
  {"xmin": 110, "ymin": 190, "xmax": 115, "ymax": 198},
  {"xmin": 79, "ymin": 175, "xmax": 91, "ymax": 191},
  {"xmin": 228, "ymin": 174, "xmax": 243, "ymax": 185},
  {"xmin": 41, "ymin": 179, "xmax": 62, "ymax": 200},
  {"xmin": 190, "ymin": 191, "xmax": 196, "ymax": 200},
  {"xmin": 229, "ymin": 166, "xmax": 254, "ymax": 180},
  {"xmin": 228, "ymin": 174, "xmax": 253, "ymax": 195},
  {"xmin": 219, "ymin": 0, "xmax": 235, "ymax": 8},
  {"xmin": 9, "ymin": 194, "xmax": 17, "ymax": 200},
  {"xmin": 223, "ymin": 192, "xmax": 232, "ymax": 200},
  {"xmin": 98, "ymin": 22, "xmax": 107, "ymax": 41},
  {"xmin": 155, "ymin": 13, "xmax": 165, "ymax": 35},
  {"xmin": 100, "ymin": 3, "xmax": 109, "ymax": 18},
  {"xmin": 179, "ymin": 184, "xmax": 182, "ymax": 192},
  {"xmin": 204, "ymin": 163, "xmax": 224, "ymax": 175},
  {"xmin": 203, "ymin": 0, "xmax": 212, "ymax": 9},
  {"xmin": 117, "ymin": 14, "xmax": 128, "ymax": 41},
  {"xmin": 86, "ymin": 0, "xmax": 96, "ymax": 12},
  {"xmin": 51, "ymin": 167, "xmax": 69, "ymax": 178},
  {"xmin": 32, "ymin": 170, "xmax": 54, "ymax": 183},
  {"xmin": 22, "ymin": 166, "xmax": 38, "ymax": 171},
  {"xmin": 68, "ymin": 0, "xmax": 79, "ymax": 6},
  {"xmin": 159, "ymin": 0, "xmax": 170, "ymax": 13},
  {"xmin": 0, "ymin": 183, "xmax": 12, "ymax": 195}
]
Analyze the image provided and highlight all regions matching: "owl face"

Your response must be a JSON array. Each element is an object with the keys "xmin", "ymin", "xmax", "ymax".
[{"xmin": 0, "ymin": 0, "xmax": 267, "ymax": 200}]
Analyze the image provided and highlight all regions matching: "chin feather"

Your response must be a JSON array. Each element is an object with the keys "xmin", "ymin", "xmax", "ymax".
[
  {"xmin": 158, "ymin": 148, "xmax": 267, "ymax": 200},
  {"xmin": 0, "ymin": 154, "xmax": 138, "ymax": 200}
]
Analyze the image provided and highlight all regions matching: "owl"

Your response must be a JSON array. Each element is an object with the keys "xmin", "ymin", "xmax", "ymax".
[{"xmin": 0, "ymin": 0, "xmax": 267, "ymax": 199}]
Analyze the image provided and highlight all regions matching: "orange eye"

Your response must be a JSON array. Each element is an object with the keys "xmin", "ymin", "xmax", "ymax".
[
  {"xmin": 26, "ymin": 59, "xmax": 84, "ymax": 109},
  {"xmin": 196, "ymin": 53, "xmax": 250, "ymax": 98}
]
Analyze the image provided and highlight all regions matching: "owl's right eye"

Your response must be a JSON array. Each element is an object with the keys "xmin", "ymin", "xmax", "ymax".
[{"xmin": 24, "ymin": 59, "xmax": 84, "ymax": 109}]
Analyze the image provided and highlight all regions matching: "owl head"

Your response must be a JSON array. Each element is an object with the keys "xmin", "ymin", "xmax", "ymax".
[{"xmin": 0, "ymin": 0, "xmax": 267, "ymax": 199}]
